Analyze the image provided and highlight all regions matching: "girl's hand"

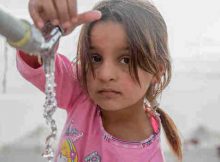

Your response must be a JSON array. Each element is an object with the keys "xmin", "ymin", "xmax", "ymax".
[{"xmin": 28, "ymin": 0, "xmax": 102, "ymax": 35}]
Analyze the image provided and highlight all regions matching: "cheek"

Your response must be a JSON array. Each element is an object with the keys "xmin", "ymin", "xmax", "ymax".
[
  {"xmin": 120, "ymin": 76, "xmax": 142, "ymax": 93},
  {"xmin": 139, "ymin": 70, "xmax": 153, "ymax": 87},
  {"xmin": 123, "ymin": 73, "xmax": 152, "ymax": 96}
]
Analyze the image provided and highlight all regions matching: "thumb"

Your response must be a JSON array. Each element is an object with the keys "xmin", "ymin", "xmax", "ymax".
[{"xmin": 76, "ymin": 10, "xmax": 102, "ymax": 26}]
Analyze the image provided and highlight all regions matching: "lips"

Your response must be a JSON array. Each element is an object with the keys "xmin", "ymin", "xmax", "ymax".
[
  {"xmin": 97, "ymin": 88, "xmax": 121, "ymax": 97},
  {"xmin": 98, "ymin": 88, "xmax": 120, "ymax": 93}
]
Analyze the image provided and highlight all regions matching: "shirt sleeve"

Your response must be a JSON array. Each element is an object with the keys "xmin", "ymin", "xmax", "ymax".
[{"xmin": 16, "ymin": 50, "xmax": 84, "ymax": 111}]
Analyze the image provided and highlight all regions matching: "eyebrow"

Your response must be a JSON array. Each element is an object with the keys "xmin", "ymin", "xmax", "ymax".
[{"xmin": 89, "ymin": 46, "xmax": 129, "ymax": 51}]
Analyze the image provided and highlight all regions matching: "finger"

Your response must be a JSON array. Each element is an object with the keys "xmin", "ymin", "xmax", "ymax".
[
  {"xmin": 61, "ymin": 9, "xmax": 101, "ymax": 35},
  {"xmin": 42, "ymin": 0, "xmax": 59, "ymax": 26},
  {"xmin": 63, "ymin": 25, "xmax": 76, "ymax": 35},
  {"xmin": 37, "ymin": 55, "xmax": 42, "ymax": 65},
  {"xmin": 53, "ymin": 0, "xmax": 71, "ymax": 27},
  {"xmin": 29, "ymin": 2, "xmax": 44, "ymax": 29},
  {"xmin": 76, "ymin": 10, "xmax": 102, "ymax": 26},
  {"xmin": 67, "ymin": 0, "xmax": 77, "ymax": 19}
]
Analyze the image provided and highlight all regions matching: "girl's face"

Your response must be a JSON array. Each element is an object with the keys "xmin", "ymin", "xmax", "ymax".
[{"xmin": 87, "ymin": 21, "xmax": 154, "ymax": 111}]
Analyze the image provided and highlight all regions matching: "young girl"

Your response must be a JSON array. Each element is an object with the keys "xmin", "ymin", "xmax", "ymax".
[{"xmin": 16, "ymin": 0, "xmax": 182, "ymax": 161}]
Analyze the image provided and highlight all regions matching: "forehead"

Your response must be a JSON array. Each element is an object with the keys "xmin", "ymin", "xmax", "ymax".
[{"xmin": 89, "ymin": 21, "xmax": 129, "ymax": 51}]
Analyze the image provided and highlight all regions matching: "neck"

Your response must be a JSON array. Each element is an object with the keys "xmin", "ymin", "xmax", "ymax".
[
  {"xmin": 100, "ymin": 102, "xmax": 146, "ymax": 124},
  {"xmin": 100, "ymin": 101, "xmax": 153, "ymax": 141}
]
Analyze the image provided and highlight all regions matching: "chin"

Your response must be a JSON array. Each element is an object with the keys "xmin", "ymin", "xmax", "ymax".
[{"xmin": 97, "ymin": 102, "xmax": 126, "ymax": 112}]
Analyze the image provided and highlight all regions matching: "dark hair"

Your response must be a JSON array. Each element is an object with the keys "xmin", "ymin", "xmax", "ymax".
[{"xmin": 76, "ymin": 0, "xmax": 182, "ymax": 160}]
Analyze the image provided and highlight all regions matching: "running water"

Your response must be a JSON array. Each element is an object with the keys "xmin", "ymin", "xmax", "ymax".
[{"xmin": 40, "ymin": 25, "xmax": 63, "ymax": 162}]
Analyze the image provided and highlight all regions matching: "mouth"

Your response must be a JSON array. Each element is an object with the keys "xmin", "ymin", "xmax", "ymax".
[{"xmin": 97, "ymin": 89, "xmax": 121, "ymax": 97}]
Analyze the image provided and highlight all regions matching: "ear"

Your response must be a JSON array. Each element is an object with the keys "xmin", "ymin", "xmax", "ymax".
[{"xmin": 151, "ymin": 64, "xmax": 165, "ymax": 85}]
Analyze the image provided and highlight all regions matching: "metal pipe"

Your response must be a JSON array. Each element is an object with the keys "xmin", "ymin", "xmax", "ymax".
[{"xmin": 0, "ymin": 5, "xmax": 46, "ymax": 55}]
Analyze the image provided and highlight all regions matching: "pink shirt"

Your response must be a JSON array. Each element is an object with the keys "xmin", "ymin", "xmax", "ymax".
[{"xmin": 16, "ymin": 51, "xmax": 165, "ymax": 162}]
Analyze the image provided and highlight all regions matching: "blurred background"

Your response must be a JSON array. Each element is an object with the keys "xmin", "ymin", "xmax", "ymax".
[{"xmin": 0, "ymin": 0, "xmax": 220, "ymax": 161}]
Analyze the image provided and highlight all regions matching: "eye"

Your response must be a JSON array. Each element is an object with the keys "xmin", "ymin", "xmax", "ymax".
[
  {"xmin": 120, "ymin": 56, "xmax": 130, "ymax": 64},
  {"xmin": 91, "ymin": 54, "xmax": 102, "ymax": 63}
]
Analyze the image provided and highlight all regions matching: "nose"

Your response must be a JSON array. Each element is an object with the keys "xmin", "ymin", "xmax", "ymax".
[{"xmin": 96, "ymin": 61, "xmax": 118, "ymax": 82}]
